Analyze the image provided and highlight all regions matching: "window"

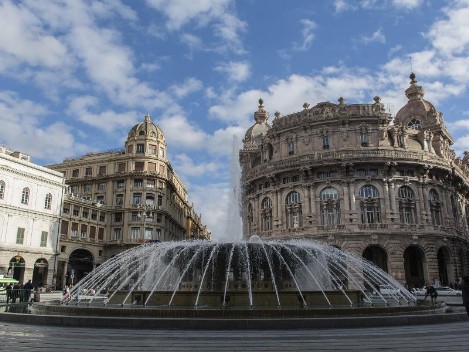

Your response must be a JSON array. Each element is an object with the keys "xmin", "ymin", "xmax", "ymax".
[
  {"xmin": 408, "ymin": 118, "xmax": 421, "ymax": 129},
  {"xmin": 96, "ymin": 195, "xmax": 104, "ymax": 204},
  {"xmin": 149, "ymin": 144, "xmax": 157, "ymax": 155},
  {"xmin": 116, "ymin": 194, "xmax": 123, "ymax": 205},
  {"xmin": 114, "ymin": 212, "xmax": 123, "ymax": 222},
  {"xmin": 261, "ymin": 197, "xmax": 273, "ymax": 231},
  {"xmin": 117, "ymin": 163, "xmax": 126, "ymax": 173},
  {"xmin": 322, "ymin": 135, "xmax": 329, "ymax": 150},
  {"xmin": 84, "ymin": 184, "xmax": 92, "ymax": 193},
  {"xmin": 146, "ymin": 194, "xmax": 155, "ymax": 206},
  {"xmin": 131, "ymin": 227, "xmax": 140, "ymax": 240},
  {"xmin": 157, "ymin": 195, "xmax": 163, "ymax": 207},
  {"xmin": 136, "ymin": 144, "xmax": 145, "ymax": 153},
  {"xmin": 72, "ymin": 169, "xmax": 79, "ymax": 178},
  {"xmin": 127, "ymin": 145, "xmax": 133, "ymax": 154},
  {"xmin": 82, "ymin": 209, "xmax": 89, "ymax": 218},
  {"xmin": 90, "ymin": 226, "xmax": 96, "ymax": 239},
  {"xmin": 286, "ymin": 191, "xmax": 302, "ymax": 229},
  {"xmin": 63, "ymin": 205, "xmax": 70, "ymax": 214},
  {"xmin": 21, "ymin": 188, "xmax": 30, "ymax": 204},
  {"xmin": 320, "ymin": 187, "xmax": 341, "ymax": 226},
  {"xmin": 134, "ymin": 179, "xmax": 143, "ymax": 188},
  {"xmin": 85, "ymin": 167, "xmax": 92, "ymax": 176},
  {"xmin": 117, "ymin": 180, "xmax": 125, "ymax": 189},
  {"xmin": 135, "ymin": 162, "xmax": 145, "ymax": 171},
  {"xmin": 429, "ymin": 189, "xmax": 442, "ymax": 226},
  {"xmin": 145, "ymin": 227, "xmax": 153, "ymax": 240},
  {"xmin": 147, "ymin": 180, "xmax": 155, "ymax": 188},
  {"xmin": 44, "ymin": 193, "xmax": 52, "ymax": 209},
  {"xmin": 287, "ymin": 141, "xmax": 295, "ymax": 155},
  {"xmin": 0, "ymin": 180, "xmax": 5, "ymax": 199},
  {"xmin": 159, "ymin": 148, "xmax": 165, "ymax": 158},
  {"xmin": 156, "ymin": 229, "xmax": 161, "ymax": 241},
  {"xmin": 16, "ymin": 227, "xmax": 25, "ymax": 244},
  {"xmin": 398, "ymin": 186, "xmax": 416, "ymax": 224},
  {"xmin": 98, "ymin": 227, "xmax": 104, "ymax": 240},
  {"xmin": 131, "ymin": 212, "xmax": 140, "ymax": 221},
  {"xmin": 359, "ymin": 185, "xmax": 381, "ymax": 224},
  {"xmin": 98, "ymin": 166, "xmax": 106, "ymax": 176},
  {"xmin": 97, "ymin": 183, "xmax": 105, "ymax": 192},
  {"xmin": 112, "ymin": 228, "xmax": 122, "ymax": 240},
  {"xmin": 133, "ymin": 193, "xmax": 142, "ymax": 205},
  {"xmin": 91, "ymin": 212, "xmax": 97, "ymax": 220},
  {"xmin": 60, "ymin": 220, "xmax": 69, "ymax": 235},
  {"xmin": 71, "ymin": 223, "xmax": 78, "ymax": 237},
  {"xmin": 360, "ymin": 131, "xmax": 369, "ymax": 147},
  {"xmin": 73, "ymin": 206, "xmax": 80, "ymax": 216},
  {"xmin": 159, "ymin": 165, "xmax": 165, "ymax": 174},
  {"xmin": 80, "ymin": 224, "xmax": 87, "ymax": 238}
]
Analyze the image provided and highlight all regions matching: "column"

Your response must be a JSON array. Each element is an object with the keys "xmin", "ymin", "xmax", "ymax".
[
  {"xmin": 342, "ymin": 181, "xmax": 350, "ymax": 224},
  {"xmin": 417, "ymin": 182, "xmax": 426, "ymax": 224},
  {"xmin": 382, "ymin": 180, "xmax": 390, "ymax": 222}
]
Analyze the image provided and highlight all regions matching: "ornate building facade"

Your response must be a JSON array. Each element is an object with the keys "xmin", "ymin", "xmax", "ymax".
[
  {"xmin": 0, "ymin": 146, "xmax": 65, "ymax": 286},
  {"xmin": 240, "ymin": 74, "xmax": 469, "ymax": 288},
  {"xmin": 48, "ymin": 115, "xmax": 210, "ymax": 287}
]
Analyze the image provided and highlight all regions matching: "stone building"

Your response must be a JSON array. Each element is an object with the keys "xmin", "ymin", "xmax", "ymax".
[
  {"xmin": 48, "ymin": 115, "xmax": 210, "ymax": 287},
  {"xmin": 0, "ymin": 146, "xmax": 65, "ymax": 286},
  {"xmin": 240, "ymin": 73, "xmax": 469, "ymax": 288}
]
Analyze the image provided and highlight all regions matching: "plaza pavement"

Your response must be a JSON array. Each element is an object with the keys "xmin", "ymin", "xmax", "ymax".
[{"xmin": 0, "ymin": 292, "xmax": 467, "ymax": 351}]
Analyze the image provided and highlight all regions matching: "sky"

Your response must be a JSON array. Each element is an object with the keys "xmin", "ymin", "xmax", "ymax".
[{"xmin": 1, "ymin": 0, "xmax": 469, "ymax": 239}]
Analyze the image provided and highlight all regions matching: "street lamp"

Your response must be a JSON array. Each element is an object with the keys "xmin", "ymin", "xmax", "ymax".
[{"xmin": 137, "ymin": 204, "xmax": 154, "ymax": 244}]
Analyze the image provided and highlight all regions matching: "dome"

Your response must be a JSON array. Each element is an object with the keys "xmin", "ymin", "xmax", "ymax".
[
  {"xmin": 394, "ymin": 73, "xmax": 439, "ymax": 128},
  {"xmin": 243, "ymin": 99, "xmax": 271, "ymax": 145},
  {"xmin": 128, "ymin": 114, "xmax": 165, "ymax": 141}
]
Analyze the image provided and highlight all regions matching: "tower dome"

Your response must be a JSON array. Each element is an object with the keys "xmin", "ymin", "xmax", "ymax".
[
  {"xmin": 127, "ymin": 114, "xmax": 165, "ymax": 141},
  {"xmin": 243, "ymin": 99, "xmax": 271, "ymax": 146}
]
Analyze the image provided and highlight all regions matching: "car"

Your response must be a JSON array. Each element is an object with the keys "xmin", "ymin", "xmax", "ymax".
[{"xmin": 378, "ymin": 284, "xmax": 400, "ymax": 295}]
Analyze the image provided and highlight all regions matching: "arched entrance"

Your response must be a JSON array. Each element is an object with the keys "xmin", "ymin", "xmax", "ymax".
[
  {"xmin": 68, "ymin": 249, "xmax": 94, "ymax": 286},
  {"xmin": 403, "ymin": 246, "xmax": 426, "ymax": 289},
  {"xmin": 437, "ymin": 247, "xmax": 453, "ymax": 286},
  {"xmin": 32, "ymin": 258, "xmax": 49, "ymax": 287},
  {"xmin": 363, "ymin": 245, "xmax": 388, "ymax": 272},
  {"xmin": 7, "ymin": 255, "xmax": 25, "ymax": 283}
]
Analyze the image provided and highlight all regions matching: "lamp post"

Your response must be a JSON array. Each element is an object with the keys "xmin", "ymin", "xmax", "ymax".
[{"xmin": 137, "ymin": 204, "xmax": 154, "ymax": 244}]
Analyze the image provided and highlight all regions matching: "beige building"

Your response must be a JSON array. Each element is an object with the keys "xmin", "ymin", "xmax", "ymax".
[
  {"xmin": 240, "ymin": 73, "xmax": 469, "ymax": 289},
  {"xmin": 0, "ymin": 146, "xmax": 65, "ymax": 286},
  {"xmin": 48, "ymin": 115, "xmax": 210, "ymax": 287}
]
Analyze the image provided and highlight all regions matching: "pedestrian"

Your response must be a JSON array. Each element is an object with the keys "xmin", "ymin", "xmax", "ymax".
[
  {"xmin": 12, "ymin": 283, "xmax": 19, "ymax": 303},
  {"xmin": 24, "ymin": 279, "xmax": 33, "ymax": 302},
  {"xmin": 424, "ymin": 284, "xmax": 438, "ymax": 303},
  {"xmin": 461, "ymin": 276, "xmax": 469, "ymax": 317},
  {"xmin": 5, "ymin": 283, "xmax": 12, "ymax": 303}
]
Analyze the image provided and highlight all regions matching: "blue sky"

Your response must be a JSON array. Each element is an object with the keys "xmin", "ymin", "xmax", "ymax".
[{"xmin": 1, "ymin": 0, "xmax": 469, "ymax": 239}]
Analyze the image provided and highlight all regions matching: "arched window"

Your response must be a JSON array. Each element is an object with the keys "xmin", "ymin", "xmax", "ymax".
[
  {"xmin": 21, "ymin": 187, "xmax": 30, "ymax": 205},
  {"xmin": 428, "ymin": 189, "xmax": 442, "ymax": 226},
  {"xmin": 408, "ymin": 118, "xmax": 421, "ymax": 129},
  {"xmin": 398, "ymin": 186, "xmax": 417, "ymax": 224},
  {"xmin": 44, "ymin": 193, "xmax": 52, "ymax": 210},
  {"xmin": 285, "ymin": 191, "xmax": 302, "ymax": 228},
  {"xmin": 359, "ymin": 185, "xmax": 381, "ymax": 223},
  {"xmin": 320, "ymin": 187, "xmax": 341, "ymax": 225},
  {"xmin": 261, "ymin": 197, "xmax": 272, "ymax": 231},
  {"xmin": 0, "ymin": 180, "xmax": 4, "ymax": 199}
]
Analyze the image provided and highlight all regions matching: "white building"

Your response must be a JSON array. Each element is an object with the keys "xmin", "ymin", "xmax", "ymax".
[{"xmin": 0, "ymin": 146, "xmax": 65, "ymax": 286}]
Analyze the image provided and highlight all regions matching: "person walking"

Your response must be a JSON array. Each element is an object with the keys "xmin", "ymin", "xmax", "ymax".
[
  {"xmin": 24, "ymin": 279, "xmax": 33, "ymax": 302},
  {"xmin": 5, "ymin": 283, "xmax": 12, "ymax": 303},
  {"xmin": 461, "ymin": 276, "xmax": 469, "ymax": 317}
]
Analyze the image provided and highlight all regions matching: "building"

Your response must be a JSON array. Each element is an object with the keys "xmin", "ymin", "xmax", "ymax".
[
  {"xmin": 48, "ymin": 115, "xmax": 209, "ymax": 287},
  {"xmin": 0, "ymin": 146, "xmax": 65, "ymax": 286},
  {"xmin": 240, "ymin": 73, "xmax": 469, "ymax": 289}
]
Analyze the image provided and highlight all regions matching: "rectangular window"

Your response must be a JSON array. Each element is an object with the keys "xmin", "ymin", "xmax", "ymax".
[
  {"xmin": 72, "ymin": 169, "xmax": 79, "ymax": 178},
  {"xmin": 90, "ymin": 226, "xmax": 96, "ymax": 239},
  {"xmin": 61, "ymin": 245, "xmax": 66, "ymax": 253},
  {"xmin": 85, "ymin": 167, "xmax": 92, "ymax": 176},
  {"xmin": 99, "ymin": 213, "xmax": 105, "ymax": 222},
  {"xmin": 96, "ymin": 195, "xmax": 104, "ymax": 204},
  {"xmin": 97, "ymin": 183, "xmax": 105, "ymax": 192},
  {"xmin": 98, "ymin": 250, "xmax": 103, "ymax": 256},
  {"xmin": 98, "ymin": 227, "xmax": 104, "ymax": 240},
  {"xmin": 112, "ymin": 228, "xmax": 122, "ymax": 240},
  {"xmin": 145, "ymin": 227, "xmax": 153, "ymax": 240},
  {"xmin": 84, "ymin": 184, "xmax": 92, "ymax": 193},
  {"xmin": 131, "ymin": 227, "xmax": 140, "ymax": 240},
  {"xmin": 156, "ymin": 229, "xmax": 161, "ymax": 241},
  {"xmin": 134, "ymin": 179, "xmax": 143, "ymax": 188},
  {"xmin": 91, "ymin": 212, "xmax": 97, "ymax": 220},
  {"xmin": 98, "ymin": 166, "xmax": 106, "ymax": 176},
  {"xmin": 117, "ymin": 163, "xmax": 126, "ymax": 172},
  {"xmin": 157, "ymin": 195, "xmax": 163, "ymax": 207},
  {"xmin": 63, "ymin": 206, "xmax": 70, "ymax": 214},
  {"xmin": 71, "ymin": 222, "xmax": 78, "ymax": 237},
  {"xmin": 127, "ymin": 145, "xmax": 133, "ymax": 154},
  {"xmin": 16, "ymin": 227, "xmax": 25, "ymax": 244},
  {"xmin": 133, "ymin": 193, "xmax": 142, "ymax": 205},
  {"xmin": 360, "ymin": 133, "xmax": 369, "ymax": 147},
  {"xmin": 322, "ymin": 135, "xmax": 329, "ymax": 150},
  {"xmin": 73, "ymin": 207, "xmax": 80, "ymax": 216},
  {"xmin": 135, "ymin": 162, "xmax": 145, "ymax": 171},
  {"xmin": 114, "ymin": 212, "xmax": 123, "ymax": 222},
  {"xmin": 149, "ymin": 144, "xmax": 157, "ymax": 155},
  {"xmin": 287, "ymin": 142, "xmax": 295, "ymax": 155},
  {"xmin": 80, "ymin": 224, "xmax": 87, "ymax": 238},
  {"xmin": 117, "ymin": 180, "xmax": 125, "ymax": 189},
  {"xmin": 116, "ymin": 194, "xmax": 123, "ymax": 205},
  {"xmin": 136, "ymin": 144, "xmax": 145, "ymax": 153},
  {"xmin": 60, "ymin": 220, "xmax": 69, "ymax": 235},
  {"xmin": 131, "ymin": 212, "xmax": 140, "ymax": 221},
  {"xmin": 148, "ymin": 162, "xmax": 157, "ymax": 172},
  {"xmin": 159, "ymin": 165, "xmax": 165, "ymax": 174},
  {"xmin": 159, "ymin": 148, "xmax": 165, "ymax": 158},
  {"xmin": 147, "ymin": 180, "xmax": 155, "ymax": 188},
  {"xmin": 82, "ymin": 209, "xmax": 89, "ymax": 218}
]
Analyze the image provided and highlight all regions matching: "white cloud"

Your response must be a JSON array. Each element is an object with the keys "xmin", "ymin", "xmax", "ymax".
[
  {"xmin": 360, "ymin": 28, "xmax": 386, "ymax": 45},
  {"xmin": 0, "ymin": 91, "xmax": 88, "ymax": 162},
  {"xmin": 392, "ymin": 0, "xmax": 424, "ymax": 9},
  {"xmin": 170, "ymin": 77, "xmax": 203, "ymax": 98},
  {"xmin": 159, "ymin": 113, "xmax": 208, "ymax": 150},
  {"xmin": 173, "ymin": 153, "xmax": 221, "ymax": 178},
  {"xmin": 293, "ymin": 19, "xmax": 317, "ymax": 51},
  {"xmin": 214, "ymin": 61, "xmax": 250, "ymax": 82},
  {"xmin": 145, "ymin": 0, "xmax": 247, "ymax": 54}
]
